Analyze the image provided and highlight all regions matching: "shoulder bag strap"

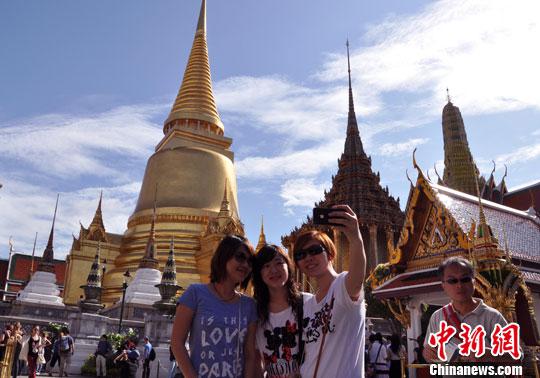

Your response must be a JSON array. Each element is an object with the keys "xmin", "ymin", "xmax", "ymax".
[
  {"xmin": 312, "ymin": 329, "xmax": 327, "ymax": 378},
  {"xmin": 374, "ymin": 344, "xmax": 383, "ymax": 364},
  {"xmin": 296, "ymin": 294, "xmax": 305, "ymax": 366}
]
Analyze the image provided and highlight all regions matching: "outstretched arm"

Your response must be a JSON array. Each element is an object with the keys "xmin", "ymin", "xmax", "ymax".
[{"xmin": 330, "ymin": 205, "xmax": 366, "ymax": 299}]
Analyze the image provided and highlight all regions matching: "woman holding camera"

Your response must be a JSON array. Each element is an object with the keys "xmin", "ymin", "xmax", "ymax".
[
  {"xmin": 293, "ymin": 205, "xmax": 366, "ymax": 378},
  {"xmin": 171, "ymin": 235, "xmax": 258, "ymax": 378}
]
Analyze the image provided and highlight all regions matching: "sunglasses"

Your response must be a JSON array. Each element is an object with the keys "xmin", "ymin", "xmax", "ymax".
[
  {"xmin": 294, "ymin": 244, "xmax": 325, "ymax": 262},
  {"xmin": 444, "ymin": 276, "xmax": 473, "ymax": 285},
  {"xmin": 233, "ymin": 251, "xmax": 253, "ymax": 266}
]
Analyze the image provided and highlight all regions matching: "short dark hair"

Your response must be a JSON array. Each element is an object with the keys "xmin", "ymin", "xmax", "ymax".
[
  {"xmin": 293, "ymin": 230, "xmax": 337, "ymax": 262},
  {"xmin": 210, "ymin": 235, "xmax": 254, "ymax": 289},
  {"xmin": 438, "ymin": 257, "xmax": 474, "ymax": 280},
  {"xmin": 101, "ymin": 334, "xmax": 107, "ymax": 340}
]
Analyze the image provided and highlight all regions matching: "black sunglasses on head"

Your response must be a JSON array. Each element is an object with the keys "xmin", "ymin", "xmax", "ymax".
[
  {"xmin": 233, "ymin": 251, "xmax": 253, "ymax": 266},
  {"xmin": 294, "ymin": 244, "xmax": 325, "ymax": 262},
  {"xmin": 443, "ymin": 276, "xmax": 473, "ymax": 285}
]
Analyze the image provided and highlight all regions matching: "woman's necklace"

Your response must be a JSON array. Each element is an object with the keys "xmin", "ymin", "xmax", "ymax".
[{"xmin": 212, "ymin": 283, "xmax": 237, "ymax": 302}]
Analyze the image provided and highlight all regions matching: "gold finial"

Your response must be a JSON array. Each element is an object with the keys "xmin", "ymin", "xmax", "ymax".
[
  {"xmin": 196, "ymin": 0, "xmax": 206, "ymax": 33},
  {"xmin": 256, "ymin": 216, "xmax": 267, "ymax": 252},
  {"xmin": 139, "ymin": 185, "xmax": 159, "ymax": 269},
  {"xmin": 473, "ymin": 172, "xmax": 498, "ymax": 244},
  {"xmin": 164, "ymin": 0, "xmax": 223, "ymax": 133},
  {"xmin": 218, "ymin": 179, "xmax": 231, "ymax": 217},
  {"xmin": 405, "ymin": 169, "xmax": 414, "ymax": 188}
]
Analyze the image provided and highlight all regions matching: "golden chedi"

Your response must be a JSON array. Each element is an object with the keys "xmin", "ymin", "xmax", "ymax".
[{"xmin": 64, "ymin": 0, "xmax": 243, "ymax": 307}]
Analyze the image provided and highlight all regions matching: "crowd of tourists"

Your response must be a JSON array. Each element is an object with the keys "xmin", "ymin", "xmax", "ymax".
[{"xmin": 0, "ymin": 323, "xmax": 74, "ymax": 378}]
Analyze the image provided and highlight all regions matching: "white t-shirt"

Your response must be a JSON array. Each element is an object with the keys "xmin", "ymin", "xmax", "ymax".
[
  {"xmin": 368, "ymin": 341, "xmax": 389, "ymax": 378},
  {"xmin": 256, "ymin": 294, "xmax": 313, "ymax": 378},
  {"xmin": 300, "ymin": 272, "xmax": 366, "ymax": 378}
]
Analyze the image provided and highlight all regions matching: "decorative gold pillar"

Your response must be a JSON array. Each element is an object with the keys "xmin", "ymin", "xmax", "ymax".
[{"xmin": 369, "ymin": 224, "xmax": 378, "ymax": 272}]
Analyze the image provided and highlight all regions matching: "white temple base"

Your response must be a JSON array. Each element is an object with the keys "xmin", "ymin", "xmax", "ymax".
[
  {"xmin": 17, "ymin": 271, "xmax": 64, "ymax": 307},
  {"xmin": 124, "ymin": 268, "xmax": 161, "ymax": 305}
]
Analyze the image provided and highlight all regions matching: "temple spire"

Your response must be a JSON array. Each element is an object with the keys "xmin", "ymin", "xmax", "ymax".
[
  {"xmin": 87, "ymin": 191, "xmax": 107, "ymax": 242},
  {"xmin": 85, "ymin": 242, "xmax": 102, "ymax": 288},
  {"xmin": 139, "ymin": 186, "xmax": 159, "ymax": 269},
  {"xmin": 37, "ymin": 194, "xmax": 59, "ymax": 273},
  {"xmin": 343, "ymin": 40, "xmax": 365, "ymax": 157},
  {"xmin": 160, "ymin": 237, "xmax": 178, "ymax": 286},
  {"xmin": 474, "ymin": 175, "xmax": 498, "ymax": 245},
  {"xmin": 441, "ymin": 95, "xmax": 482, "ymax": 195},
  {"xmin": 256, "ymin": 216, "xmax": 267, "ymax": 252},
  {"xmin": 218, "ymin": 180, "xmax": 230, "ymax": 217},
  {"xmin": 164, "ymin": 0, "xmax": 223, "ymax": 134}
]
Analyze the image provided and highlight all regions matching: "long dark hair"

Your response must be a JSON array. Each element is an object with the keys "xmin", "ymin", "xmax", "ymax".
[
  {"xmin": 210, "ymin": 235, "xmax": 254, "ymax": 289},
  {"xmin": 252, "ymin": 244, "xmax": 300, "ymax": 323},
  {"xmin": 390, "ymin": 333, "xmax": 401, "ymax": 354}
]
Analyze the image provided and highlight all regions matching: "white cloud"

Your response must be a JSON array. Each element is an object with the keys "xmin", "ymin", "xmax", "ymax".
[
  {"xmin": 0, "ymin": 104, "xmax": 164, "ymax": 179},
  {"xmin": 235, "ymin": 138, "xmax": 343, "ymax": 179},
  {"xmin": 0, "ymin": 179, "xmax": 140, "ymax": 258},
  {"xmin": 494, "ymin": 143, "xmax": 540, "ymax": 166},
  {"xmin": 378, "ymin": 138, "xmax": 429, "ymax": 157},
  {"xmin": 215, "ymin": 76, "xmax": 380, "ymax": 142},
  {"xmin": 280, "ymin": 178, "xmax": 330, "ymax": 208},
  {"xmin": 317, "ymin": 0, "xmax": 540, "ymax": 116}
]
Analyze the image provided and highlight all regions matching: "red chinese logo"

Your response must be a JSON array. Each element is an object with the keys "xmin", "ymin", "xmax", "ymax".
[
  {"xmin": 429, "ymin": 322, "xmax": 521, "ymax": 360},
  {"xmin": 458, "ymin": 323, "xmax": 486, "ymax": 358},
  {"xmin": 427, "ymin": 320, "xmax": 457, "ymax": 361},
  {"xmin": 491, "ymin": 323, "xmax": 521, "ymax": 360}
]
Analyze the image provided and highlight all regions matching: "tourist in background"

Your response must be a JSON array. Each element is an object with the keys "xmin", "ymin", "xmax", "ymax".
[
  {"xmin": 171, "ymin": 235, "xmax": 258, "ymax": 378},
  {"xmin": 292, "ymin": 205, "xmax": 366, "ymax": 378},
  {"xmin": 251, "ymin": 243, "xmax": 310, "ymax": 377},
  {"xmin": 387, "ymin": 334, "xmax": 406, "ymax": 378},
  {"xmin": 36, "ymin": 330, "xmax": 51, "ymax": 375},
  {"xmin": 0, "ymin": 324, "xmax": 13, "ymax": 361},
  {"xmin": 142, "ymin": 336, "xmax": 153, "ymax": 378},
  {"xmin": 368, "ymin": 332, "xmax": 389, "ymax": 378},
  {"xmin": 46, "ymin": 330, "xmax": 60, "ymax": 376},
  {"xmin": 11, "ymin": 321, "xmax": 24, "ymax": 378},
  {"xmin": 95, "ymin": 334, "xmax": 112, "ymax": 377},
  {"xmin": 25, "ymin": 325, "xmax": 45, "ymax": 378},
  {"xmin": 114, "ymin": 339, "xmax": 140, "ymax": 378},
  {"xmin": 58, "ymin": 327, "xmax": 74, "ymax": 377}
]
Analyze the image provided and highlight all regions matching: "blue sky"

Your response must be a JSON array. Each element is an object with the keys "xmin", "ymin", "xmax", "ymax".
[{"xmin": 1, "ymin": 0, "xmax": 539, "ymax": 259}]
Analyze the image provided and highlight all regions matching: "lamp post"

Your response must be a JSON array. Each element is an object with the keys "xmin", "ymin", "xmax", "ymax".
[{"xmin": 118, "ymin": 270, "xmax": 131, "ymax": 333}]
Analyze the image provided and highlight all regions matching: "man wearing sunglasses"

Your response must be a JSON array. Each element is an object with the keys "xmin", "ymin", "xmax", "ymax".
[{"xmin": 423, "ymin": 257, "xmax": 508, "ymax": 363}]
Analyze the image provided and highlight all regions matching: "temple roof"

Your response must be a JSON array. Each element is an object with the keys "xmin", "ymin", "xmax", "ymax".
[
  {"xmin": 164, "ymin": 0, "xmax": 223, "ymax": 132},
  {"xmin": 433, "ymin": 183, "xmax": 540, "ymax": 262}
]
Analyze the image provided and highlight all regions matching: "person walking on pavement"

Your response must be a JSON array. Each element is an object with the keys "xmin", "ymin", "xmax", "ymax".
[
  {"xmin": 58, "ymin": 327, "xmax": 74, "ymax": 377},
  {"xmin": 142, "ymin": 336, "xmax": 153, "ymax": 378},
  {"xmin": 95, "ymin": 334, "xmax": 112, "ymax": 377}
]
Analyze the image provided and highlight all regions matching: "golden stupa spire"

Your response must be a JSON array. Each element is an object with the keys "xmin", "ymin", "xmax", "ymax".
[
  {"xmin": 139, "ymin": 186, "xmax": 159, "ymax": 270},
  {"xmin": 474, "ymin": 174, "xmax": 498, "ymax": 246},
  {"xmin": 256, "ymin": 216, "xmax": 267, "ymax": 252},
  {"xmin": 218, "ymin": 179, "xmax": 230, "ymax": 217},
  {"xmin": 164, "ymin": 0, "xmax": 223, "ymax": 134}
]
